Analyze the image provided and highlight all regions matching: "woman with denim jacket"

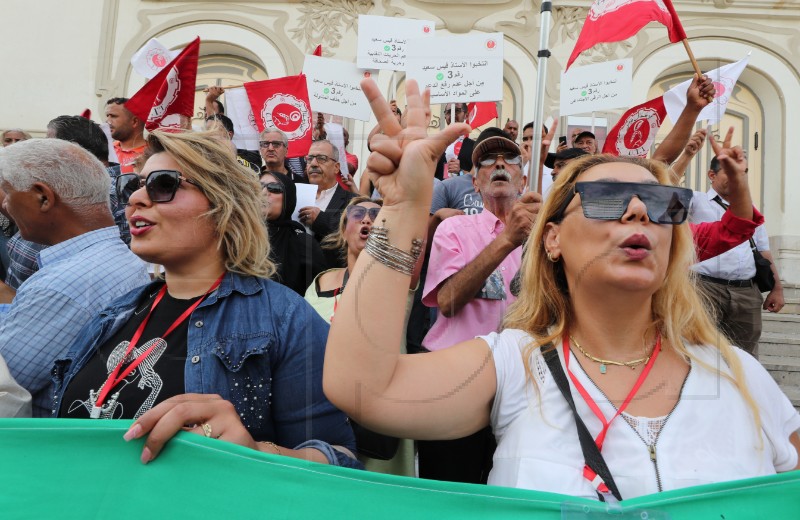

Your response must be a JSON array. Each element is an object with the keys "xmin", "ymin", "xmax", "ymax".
[{"xmin": 51, "ymin": 130, "xmax": 360, "ymax": 469}]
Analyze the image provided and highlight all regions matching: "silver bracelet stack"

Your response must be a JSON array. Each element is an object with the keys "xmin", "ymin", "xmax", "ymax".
[{"xmin": 364, "ymin": 220, "xmax": 423, "ymax": 277}]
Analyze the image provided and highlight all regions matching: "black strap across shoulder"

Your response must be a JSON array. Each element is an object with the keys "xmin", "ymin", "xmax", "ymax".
[{"xmin": 542, "ymin": 345, "xmax": 623, "ymax": 502}]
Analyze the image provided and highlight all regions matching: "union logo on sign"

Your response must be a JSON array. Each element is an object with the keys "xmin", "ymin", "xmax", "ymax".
[
  {"xmin": 711, "ymin": 77, "xmax": 734, "ymax": 106},
  {"xmin": 589, "ymin": 0, "xmax": 668, "ymax": 21},
  {"xmin": 148, "ymin": 67, "xmax": 181, "ymax": 124},
  {"xmin": 486, "ymin": 39, "xmax": 496, "ymax": 50},
  {"xmin": 262, "ymin": 94, "xmax": 310, "ymax": 140},
  {"xmin": 146, "ymin": 49, "xmax": 168, "ymax": 71},
  {"xmin": 616, "ymin": 107, "xmax": 662, "ymax": 157}
]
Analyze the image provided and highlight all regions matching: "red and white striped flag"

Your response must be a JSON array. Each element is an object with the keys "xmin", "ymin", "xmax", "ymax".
[
  {"xmin": 566, "ymin": 0, "xmax": 686, "ymax": 70},
  {"xmin": 602, "ymin": 96, "xmax": 667, "ymax": 158},
  {"xmin": 244, "ymin": 74, "xmax": 313, "ymax": 158}
]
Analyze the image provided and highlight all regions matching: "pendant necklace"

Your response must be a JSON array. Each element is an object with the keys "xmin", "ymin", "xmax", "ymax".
[{"xmin": 570, "ymin": 335, "xmax": 655, "ymax": 375}]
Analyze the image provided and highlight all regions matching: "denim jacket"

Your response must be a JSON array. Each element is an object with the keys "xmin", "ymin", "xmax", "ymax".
[{"xmin": 51, "ymin": 272, "xmax": 361, "ymax": 469}]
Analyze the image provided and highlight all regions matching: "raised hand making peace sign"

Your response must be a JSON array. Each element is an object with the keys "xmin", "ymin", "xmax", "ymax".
[{"xmin": 361, "ymin": 79, "xmax": 470, "ymax": 209}]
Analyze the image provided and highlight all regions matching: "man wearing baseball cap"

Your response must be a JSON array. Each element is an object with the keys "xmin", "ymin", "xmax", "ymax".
[
  {"xmin": 573, "ymin": 130, "xmax": 598, "ymax": 154},
  {"xmin": 418, "ymin": 127, "xmax": 541, "ymax": 485}
]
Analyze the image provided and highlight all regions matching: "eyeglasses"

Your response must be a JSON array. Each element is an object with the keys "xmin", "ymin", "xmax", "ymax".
[
  {"xmin": 305, "ymin": 154, "xmax": 332, "ymax": 164},
  {"xmin": 260, "ymin": 182, "xmax": 285, "ymax": 194},
  {"xmin": 116, "ymin": 170, "xmax": 201, "ymax": 206},
  {"xmin": 478, "ymin": 153, "xmax": 522, "ymax": 167},
  {"xmin": 346, "ymin": 205, "xmax": 381, "ymax": 222},
  {"xmin": 551, "ymin": 181, "xmax": 693, "ymax": 225},
  {"xmin": 259, "ymin": 140, "xmax": 285, "ymax": 149}
]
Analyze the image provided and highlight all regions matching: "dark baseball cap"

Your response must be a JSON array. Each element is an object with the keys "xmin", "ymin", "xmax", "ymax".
[
  {"xmin": 573, "ymin": 130, "xmax": 596, "ymax": 142},
  {"xmin": 471, "ymin": 127, "xmax": 521, "ymax": 168},
  {"xmin": 544, "ymin": 147, "xmax": 589, "ymax": 169}
]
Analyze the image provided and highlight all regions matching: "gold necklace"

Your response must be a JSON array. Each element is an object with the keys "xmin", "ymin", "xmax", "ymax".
[{"xmin": 570, "ymin": 335, "xmax": 652, "ymax": 375}]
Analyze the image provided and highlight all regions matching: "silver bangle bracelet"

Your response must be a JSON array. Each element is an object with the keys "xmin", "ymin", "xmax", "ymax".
[{"xmin": 364, "ymin": 220, "xmax": 423, "ymax": 277}]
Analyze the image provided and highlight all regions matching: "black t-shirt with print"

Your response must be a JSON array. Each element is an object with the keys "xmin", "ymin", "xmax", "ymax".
[{"xmin": 59, "ymin": 283, "xmax": 198, "ymax": 420}]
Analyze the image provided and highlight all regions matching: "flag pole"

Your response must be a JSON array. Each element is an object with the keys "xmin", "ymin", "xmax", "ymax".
[
  {"xmin": 680, "ymin": 40, "xmax": 714, "ymax": 103},
  {"xmin": 529, "ymin": 1, "xmax": 553, "ymax": 194},
  {"xmin": 681, "ymin": 40, "xmax": 703, "ymax": 77}
]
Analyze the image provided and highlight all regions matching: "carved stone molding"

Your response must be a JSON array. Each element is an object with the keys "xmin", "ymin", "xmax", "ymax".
[
  {"xmin": 404, "ymin": 0, "xmax": 523, "ymax": 33},
  {"xmin": 702, "ymin": 0, "xmax": 735, "ymax": 7},
  {"xmin": 381, "ymin": 0, "xmax": 406, "ymax": 18},
  {"xmin": 578, "ymin": 41, "xmax": 636, "ymax": 66},
  {"xmin": 288, "ymin": 0, "xmax": 373, "ymax": 54},
  {"xmin": 550, "ymin": 6, "xmax": 586, "ymax": 48}
]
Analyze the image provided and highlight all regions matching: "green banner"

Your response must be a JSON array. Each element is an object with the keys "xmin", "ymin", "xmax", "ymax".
[{"xmin": 1, "ymin": 419, "xmax": 797, "ymax": 518}]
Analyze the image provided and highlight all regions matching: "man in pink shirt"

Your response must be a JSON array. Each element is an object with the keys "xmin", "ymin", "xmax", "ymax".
[{"xmin": 419, "ymin": 127, "xmax": 541, "ymax": 484}]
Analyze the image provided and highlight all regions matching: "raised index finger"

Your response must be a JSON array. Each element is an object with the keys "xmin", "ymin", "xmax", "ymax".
[{"xmin": 361, "ymin": 78, "xmax": 402, "ymax": 137}]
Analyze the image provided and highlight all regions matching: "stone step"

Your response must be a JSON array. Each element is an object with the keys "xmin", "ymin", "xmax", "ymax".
[
  {"xmin": 758, "ymin": 332, "xmax": 800, "ymax": 358},
  {"xmin": 779, "ymin": 299, "xmax": 800, "ymax": 315},
  {"xmin": 761, "ymin": 355, "xmax": 800, "ymax": 387},
  {"xmin": 761, "ymin": 312, "xmax": 800, "ymax": 335},
  {"xmin": 781, "ymin": 385, "xmax": 800, "ymax": 410}
]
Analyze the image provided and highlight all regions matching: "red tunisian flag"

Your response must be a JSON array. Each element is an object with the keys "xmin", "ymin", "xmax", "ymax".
[
  {"xmin": 125, "ymin": 37, "xmax": 200, "ymax": 131},
  {"xmin": 244, "ymin": 74, "xmax": 313, "ymax": 158},
  {"xmin": 603, "ymin": 96, "xmax": 667, "ymax": 158},
  {"xmin": 566, "ymin": 0, "xmax": 686, "ymax": 70},
  {"xmin": 467, "ymin": 102, "xmax": 498, "ymax": 129}
]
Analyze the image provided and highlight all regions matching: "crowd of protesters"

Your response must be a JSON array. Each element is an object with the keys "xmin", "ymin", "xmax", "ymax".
[{"xmin": 0, "ymin": 75, "xmax": 797, "ymax": 502}]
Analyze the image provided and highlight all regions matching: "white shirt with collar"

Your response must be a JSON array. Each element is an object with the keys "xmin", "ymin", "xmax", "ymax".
[
  {"xmin": 315, "ymin": 184, "xmax": 338, "ymax": 212},
  {"xmin": 689, "ymin": 188, "xmax": 769, "ymax": 280}
]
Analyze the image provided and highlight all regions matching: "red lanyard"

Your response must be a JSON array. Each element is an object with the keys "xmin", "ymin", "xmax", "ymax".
[
  {"xmin": 90, "ymin": 274, "xmax": 224, "ymax": 418},
  {"xmin": 562, "ymin": 333, "xmax": 661, "ymax": 492}
]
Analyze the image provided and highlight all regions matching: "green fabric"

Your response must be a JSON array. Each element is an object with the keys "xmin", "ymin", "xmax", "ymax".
[{"xmin": 1, "ymin": 419, "xmax": 798, "ymax": 518}]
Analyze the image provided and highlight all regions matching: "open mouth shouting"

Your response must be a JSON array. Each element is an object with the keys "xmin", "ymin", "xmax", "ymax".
[{"xmin": 619, "ymin": 233, "xmax": 652, "ymax": 260}]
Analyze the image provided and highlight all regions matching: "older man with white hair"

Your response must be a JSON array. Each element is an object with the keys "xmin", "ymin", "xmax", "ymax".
[{"xmin": 0, "ymin": 139, "xmax": 149, "ymax": 416}]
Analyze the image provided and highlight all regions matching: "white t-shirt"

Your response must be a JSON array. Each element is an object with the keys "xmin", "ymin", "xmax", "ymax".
[{"xmin": 485, "ymin": 329, "xmax": 800, "ymax": 500}]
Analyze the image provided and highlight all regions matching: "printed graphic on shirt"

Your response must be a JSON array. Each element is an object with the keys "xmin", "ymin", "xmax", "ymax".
[
  {"xmin": 462, "ymin": 193, "xmax": 484, "ymax": 215},
  {"xmin": 67, "ymin": 338, "xmax": 168, "ymax": 420},
  {"xmin": 477, "ymin": 269, "xmax": 506, "ymax": 300}
]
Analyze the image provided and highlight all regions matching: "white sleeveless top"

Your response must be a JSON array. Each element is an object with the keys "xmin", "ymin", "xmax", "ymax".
[{"xmin": 485, "ymin": 329, "xmax": 800, "ymax": 500}]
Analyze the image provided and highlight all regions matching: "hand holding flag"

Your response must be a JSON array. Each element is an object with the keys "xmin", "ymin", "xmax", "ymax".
[{"xmin": 664, "ymin": 55, "xmax": 749, "ymax": 124}]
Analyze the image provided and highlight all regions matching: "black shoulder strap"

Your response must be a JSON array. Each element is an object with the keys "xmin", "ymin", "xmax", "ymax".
[
  {"xmin": 713, "ymin": 196, "xmax": 758, "ymax": 251},
  {"xmin": 542, "ymin": 345, "xmax": 623, "ymax": 502}
]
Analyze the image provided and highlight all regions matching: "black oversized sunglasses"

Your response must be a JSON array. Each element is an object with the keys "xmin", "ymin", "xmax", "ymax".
[
  {"xmin": 260, "ymin": 182, "xmax": 285, "ymax": 194},
  {"xmin": 551, "ymin": 181, "xmax": 693, "ymax": 225},
  {"xmin": 116, "ymin": 170, "xmax": 201, "ymax": 206}
]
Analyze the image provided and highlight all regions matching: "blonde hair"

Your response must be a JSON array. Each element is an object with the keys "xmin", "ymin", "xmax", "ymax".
[
  {"xmin": 145, "ymin": 130, "xmax": 275, "ymax": 279},
  {"xmin": 503, "ymin": 154, "xmax": 761, "ymax": 430},
  {"xmin": 321, "ymin": 196, "xmax": 382, "ymax": 257}
]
